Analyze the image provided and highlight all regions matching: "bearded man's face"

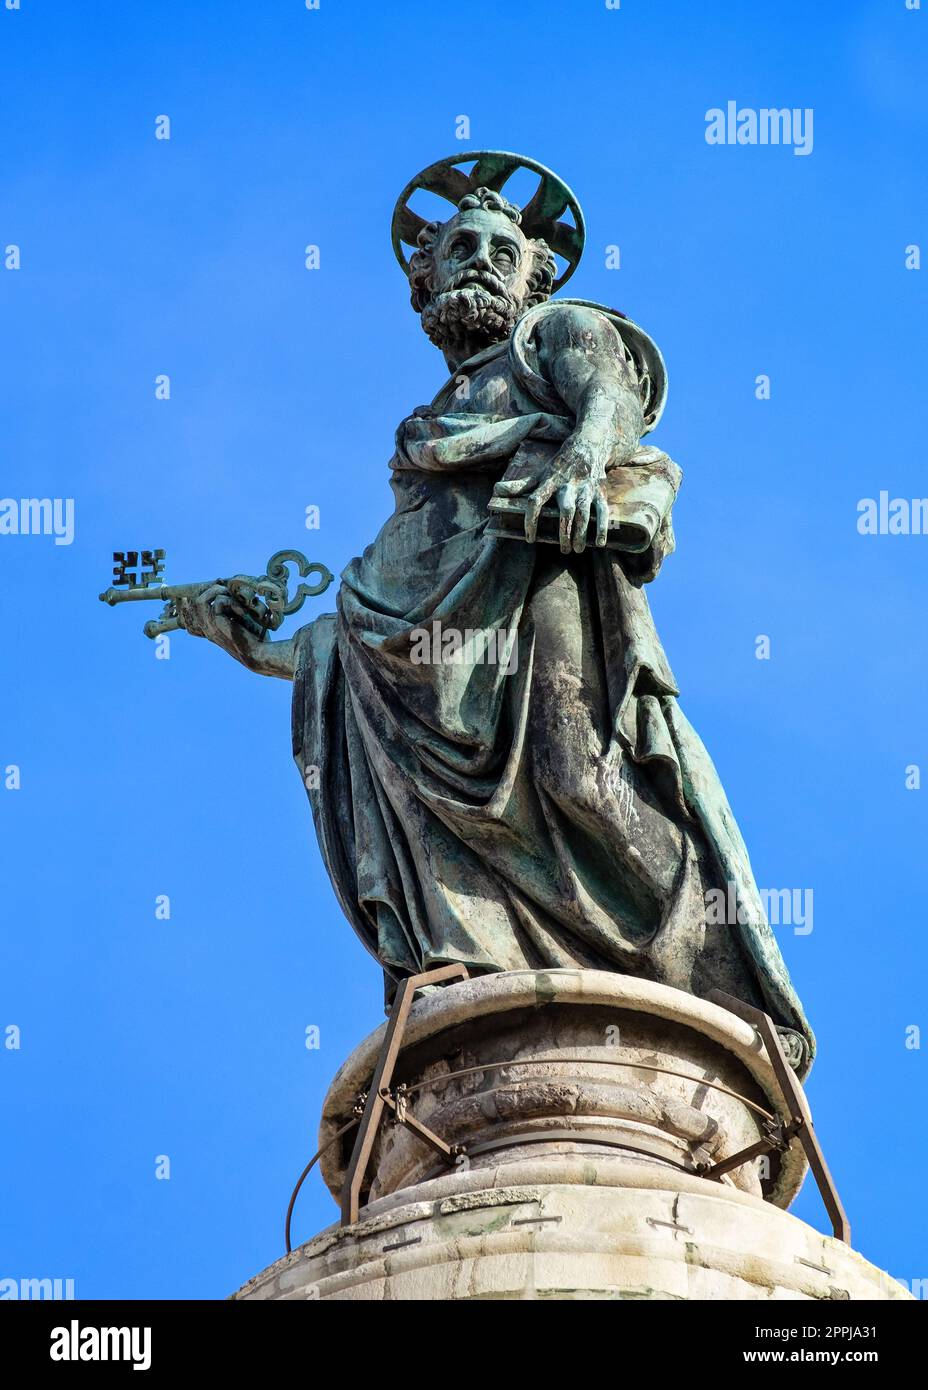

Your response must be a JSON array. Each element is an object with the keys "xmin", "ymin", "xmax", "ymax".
[{"xmin": 420, "ymin": 208, "xmax": 535, "ymax": 357}]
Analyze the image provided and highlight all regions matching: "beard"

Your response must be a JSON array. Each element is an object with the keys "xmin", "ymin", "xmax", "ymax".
[{"xmin": 420, "ymin": 273, "xmax": 523, "ymax": 357}]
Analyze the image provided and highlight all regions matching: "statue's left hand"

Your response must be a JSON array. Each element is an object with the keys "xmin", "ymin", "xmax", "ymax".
[{"xmin": 492, "ymin": 435, "xmax": 610, "ymax": 553}]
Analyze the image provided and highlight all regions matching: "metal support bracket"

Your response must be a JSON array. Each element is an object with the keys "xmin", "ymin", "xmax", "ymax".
[
  {"xmin": 333, "ymin": 974, "xmax": 850, "ymax": 1247},
  {"xmin": 707, "ymin": 989, "xmax": 850, "ymax": 1244},
  {"xmin": 340, "ymin": 963, "xmax": 470, "ymax": 1226}
]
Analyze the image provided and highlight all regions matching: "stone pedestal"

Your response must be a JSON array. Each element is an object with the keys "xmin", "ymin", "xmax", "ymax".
[{"xmin": 233, "ymin": 970, "xmax": 909, "ymax": 1301}]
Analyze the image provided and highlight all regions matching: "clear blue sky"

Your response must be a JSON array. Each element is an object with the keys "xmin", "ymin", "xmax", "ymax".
[{"xmin": 1, "ymin": 0, "xmax": 926, "ymax": 1298}]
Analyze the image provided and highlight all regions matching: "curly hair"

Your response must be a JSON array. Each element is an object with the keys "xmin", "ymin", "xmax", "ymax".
[{"xmin": 407, "ymin": 187, "xmax": 557, "ymax": 314}]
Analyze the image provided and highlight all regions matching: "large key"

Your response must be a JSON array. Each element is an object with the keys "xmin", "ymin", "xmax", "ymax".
[{"xmin": 98, "ymin": 548, "xmax": 334, "ymax": 639}]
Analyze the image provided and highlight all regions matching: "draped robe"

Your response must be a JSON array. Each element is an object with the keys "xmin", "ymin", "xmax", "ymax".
[{"xmin": 290, "ymin": 301, "xmax": 814, "ymax": 1070}]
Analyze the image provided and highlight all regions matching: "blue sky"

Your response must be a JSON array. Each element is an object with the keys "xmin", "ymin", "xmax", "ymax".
[{"xmin": 1, "ymin": 0, "xmax": 926, "ymax": 1298}]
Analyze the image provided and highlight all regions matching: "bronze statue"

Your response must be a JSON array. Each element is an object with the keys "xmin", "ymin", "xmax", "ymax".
[{"xmin": 124, "ymin": 153, "xmax": 813, "ymax": 1070}]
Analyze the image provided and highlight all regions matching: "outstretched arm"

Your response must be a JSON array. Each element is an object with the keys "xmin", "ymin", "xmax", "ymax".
[{"xmin": 493, "ymin": 305, "xmax": 644, "ymax": 552}]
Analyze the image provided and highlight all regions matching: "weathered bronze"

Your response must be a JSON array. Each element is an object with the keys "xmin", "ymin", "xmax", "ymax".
[
  {"xmin": 112, "ymin": 151, "xmax": 815, "ymax": 1073},
  {"xmin": 100, "ymin": 549, "xmax": 333, "ymax": 642}
]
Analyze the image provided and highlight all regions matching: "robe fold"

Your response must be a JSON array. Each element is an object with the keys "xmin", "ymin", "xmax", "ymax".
[{"xmin": 290, "ymin": 302, "xmax": 814, "ymax": 1070}]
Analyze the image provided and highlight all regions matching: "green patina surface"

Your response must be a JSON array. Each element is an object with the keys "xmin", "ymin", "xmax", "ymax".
[{"xmin": 148, "ymin": 151, "xmax": 814, "ymax": 1069}]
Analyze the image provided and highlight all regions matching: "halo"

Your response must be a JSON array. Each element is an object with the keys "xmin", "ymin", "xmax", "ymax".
[{"xmin": 391, "ymin": 150, "xmax": 585, "ymax": 291}]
